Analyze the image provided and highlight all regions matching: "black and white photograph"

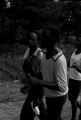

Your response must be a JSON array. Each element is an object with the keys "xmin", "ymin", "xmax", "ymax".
[{"xmin": 0, "ymin": 0, "xmax": 81, "ymax": 120}]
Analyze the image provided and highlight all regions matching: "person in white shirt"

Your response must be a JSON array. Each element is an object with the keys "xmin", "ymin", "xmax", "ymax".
[
  {"xmin": 30, "ymin": 26, "xmax": 68, "ymax": 120},
  {"xmin": 68, "ymin": 43, "xmax": 81, "ymax": 120}
]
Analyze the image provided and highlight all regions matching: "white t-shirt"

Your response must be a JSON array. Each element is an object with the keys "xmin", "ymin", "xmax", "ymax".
[
  {"xmin": 69, "ymin": 49, "xmax": 81, "ymax": 81},
  {"xmin": 41, "ymin": 50, "xmax": 68, "ymax": 98}
]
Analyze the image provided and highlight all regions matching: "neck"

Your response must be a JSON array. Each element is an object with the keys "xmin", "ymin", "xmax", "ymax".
[{"xmin": 46, "ymin": 45, "xmax": 59, "ymax": 59}]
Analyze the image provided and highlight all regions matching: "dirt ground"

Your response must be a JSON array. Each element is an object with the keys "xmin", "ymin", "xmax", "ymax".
[{"xmin": 0, "ymin": 81, "xmax": 80, "ymax": 120}]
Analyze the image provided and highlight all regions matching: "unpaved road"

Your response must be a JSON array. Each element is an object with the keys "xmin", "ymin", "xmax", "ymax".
[{"xmin": 0, "ymin": 81, "xmax": 80, "ymax": 120}]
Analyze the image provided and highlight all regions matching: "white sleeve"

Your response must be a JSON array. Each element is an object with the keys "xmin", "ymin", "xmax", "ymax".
[
  {"xmin": 55, "ymin": 55, "xmax": 68, "ymax": 92},
  {"xmin": 23, "ymin": 47, "xmax": 30, "ymax": 59}
]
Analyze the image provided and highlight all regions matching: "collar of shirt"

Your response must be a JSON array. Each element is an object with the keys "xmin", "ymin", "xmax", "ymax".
[{"xmin": 52, "ymin": 50, "xmax": 63, "ymax": 61}]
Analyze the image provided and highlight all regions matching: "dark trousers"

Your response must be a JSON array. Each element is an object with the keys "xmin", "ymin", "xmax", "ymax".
[
  {"xmin": 20, "ymin": 85, "xmax": 44, "ymax": 120},
  {"xmin": 43, "ymin": 95, "xmax": 67, "ymax": 120},
  {"xmin": 20, "ymin": 93, "xmax": 35, "ymax": 120},
  {"xmin": 20, "ymin": 87, "xmax": 67, "ymax": 120},
  {"xmin": 68, "ymin": 79, "xmax": 81, "ymax": 120},
  {"xmin": 68, "ymin": 79, "xmax": 81, "ymax": 101}
]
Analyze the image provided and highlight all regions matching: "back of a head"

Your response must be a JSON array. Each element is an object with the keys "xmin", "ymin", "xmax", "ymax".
[
  {"xmin": 75, "ymin": 42, "xmax": 81, "ymax": 50},
  {"xmin": 42, "ymin": 26, "xmax": 61, "ymax": 48}
]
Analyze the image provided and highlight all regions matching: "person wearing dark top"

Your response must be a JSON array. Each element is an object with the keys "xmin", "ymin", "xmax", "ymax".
[{"xmin": 20, "ymin": 30, "xmax": 46, "ymax": 120}]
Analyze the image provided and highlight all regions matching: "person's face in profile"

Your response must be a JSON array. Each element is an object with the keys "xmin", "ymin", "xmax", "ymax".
[{"xmin": 28, "ymin": 32, "xmax": 38, "ymax": 48}]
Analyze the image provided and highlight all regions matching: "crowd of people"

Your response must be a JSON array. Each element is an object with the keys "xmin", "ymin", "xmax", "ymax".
[{"xmin": 20, "ymin": 25, "xmax": 81, "ymax": 120}]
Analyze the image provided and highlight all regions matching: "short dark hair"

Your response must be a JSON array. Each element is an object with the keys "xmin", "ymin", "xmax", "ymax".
[
  {"xmin": 42, "ymin": 26, "xmax": 61, "ymax": 48},
  {"xmin": 75, "ymin": 42, "xmax": 81, "ymax": 50},
  {"xmin": 28, "ymin": 29, "xmax": 43, "ymax": 42}
]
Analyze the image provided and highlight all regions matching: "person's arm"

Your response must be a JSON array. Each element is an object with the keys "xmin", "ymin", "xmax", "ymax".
[
  {"xmin": 40, "ymin": 80, "xmax": 60, "ymax": 91},
  {"xmin": 76, "ymin": 82, "xmax": 81, "ymax": 106},
  {"xmin": 71, "ymin": 65, "xmax": 81, "ymax": 73},
  {"xmin": 29, "ymin": 76, "xmax": 60, "ymax": 91},
  {"xmin": 23, "ymin": 47, "xmax": 30, "ymax": 59},
  {"xmin": 55, "ymin": 55, "xmax": 68, "ymax": 93}
]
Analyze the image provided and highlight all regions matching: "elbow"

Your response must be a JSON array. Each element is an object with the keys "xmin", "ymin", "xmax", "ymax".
[{"xmin": 58, "ymin": 82, "xmax": 67, "ymax": 92}]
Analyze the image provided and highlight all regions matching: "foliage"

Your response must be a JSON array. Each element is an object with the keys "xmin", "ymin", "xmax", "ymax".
[
  {"xmin": 59, "ymin": 1, "xmax": 81, "ymax": 42},
  {"xmin": 0, "ymin": 0, "xmax": 62, "ymax": 44},
  {"xmin": 0, "ymin": 1, "xmax": 81, "ymax": 44}
]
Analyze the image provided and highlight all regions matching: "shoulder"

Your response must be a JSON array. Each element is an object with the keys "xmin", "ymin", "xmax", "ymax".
[
  {"xmin": 52, "ymin": 50, "xmax": 67, "ymax": 68},
  {"xmin": 52, "ymin": 49, "xmax": 63, "ymax": 61}
]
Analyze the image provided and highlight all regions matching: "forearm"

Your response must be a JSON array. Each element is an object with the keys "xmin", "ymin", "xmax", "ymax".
[
  {"xmin": 30, "ymin": 76, "xmax": 60, "ymax": 91},
  {"xmin": 40, "ymin": 80, "xmax": 60, "ymax": 91},
  {"xmin": 75, "ymin": 67, "xmax": 81, "ymax": 73},
  {"xmin": 72, "ymin": 66, "xmax": 81, "ymax": 73}
]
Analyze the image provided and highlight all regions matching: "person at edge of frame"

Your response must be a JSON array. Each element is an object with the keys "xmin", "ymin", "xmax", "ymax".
[{"xmin": 68, "ymin": 42, "xmax": 81, "ymax": 120}]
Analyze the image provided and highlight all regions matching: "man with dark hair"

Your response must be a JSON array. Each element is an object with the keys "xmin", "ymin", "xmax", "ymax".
[
  {"xmin": 20, "ymin": 30, "xmax": 46, "ymax": 120},
  {"xmin": 30, "ymin": 26, "xmax": 68, "ymax": 120}
]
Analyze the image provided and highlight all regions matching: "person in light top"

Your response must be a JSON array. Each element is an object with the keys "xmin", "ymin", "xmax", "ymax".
[
  {"xmin": 68, "ymin": 43, "xmax": 81, "ymax": 120},
  {"xmin": 30, "ymin": 26, "xmax": 68, "ymax": 120}
]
